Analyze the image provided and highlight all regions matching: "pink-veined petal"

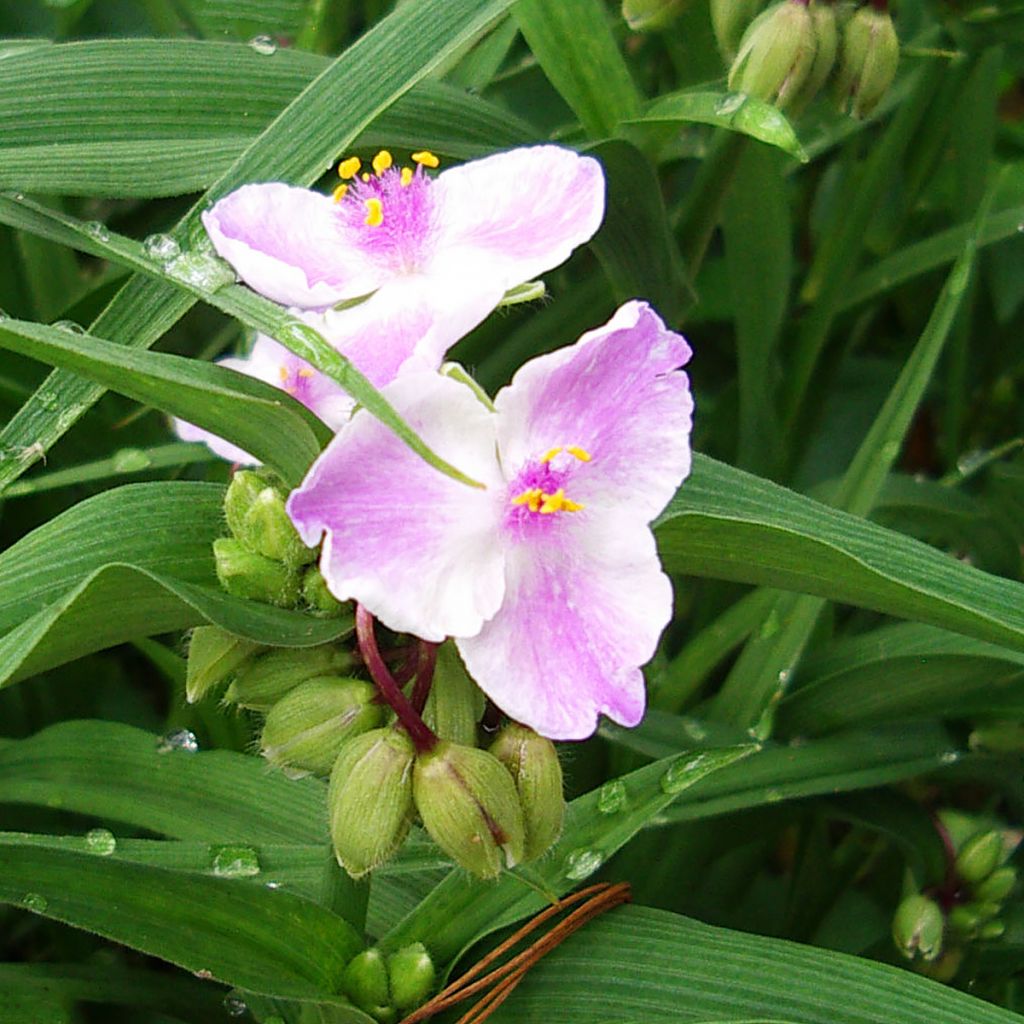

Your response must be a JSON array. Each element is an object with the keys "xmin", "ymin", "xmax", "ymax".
[
  {"xmin": 429, "ymin": 146, "xmax": 605, "ymax": 290},
  {"xmin": 495, "ymin": 301, "xmax": 693, "ymax": 523},
  {"xmin": 203, "ymin": 183, "xmax": 386, "ymax": 309},
  {"xmin": 286, "ymin": 372, "xmax": 507, "ymax": 642},
  {"xmin": 457, "ymin": 512, "xmax": 671, "ymax": 740}
]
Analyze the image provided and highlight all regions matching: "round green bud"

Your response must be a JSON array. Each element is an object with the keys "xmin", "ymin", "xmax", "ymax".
[
  {"xmin": 979, "ymin": 919, "xmax": 1006, "ymax": 941},
  {"xmin": 185, "ymin": 625, "xmax": 260, "ymax": 704},
  {"xmin": 833, "ymin": 4, "xmax": 898, "ymax": 119},
  {"xmin": 947, "ymin": 904, "xmax": 981, "ymax": 940},
  {"xmin": 622, "ymin": 0, "xmax": 689, "ymax": 31},
  {"xmin": 975, "ymin": 866, "xmax": 1017, "ymax": 903},
  {"xmin": 342, "ymin": 948, "xmax": 393, "ymax": 1021},
  {"xmin": 892, "ymin": 893, "xmax": 944, "ymax": 962},
  {"xmin": 302, "ymin": 564, "xmax": 347, "ymax": 617},
  {"xmin": 711, "ymin": 0, "xmax": 765, "ymax": 61},
  {"xmin": 213, "ymin": 538, "xmax": 301, "ymax": 608},
  {"xmin": 728, "ymin": 0, "xmax": 818, "ymax": 110},
  {"xmin": 955, "ymin": 831, "xmax": 1004, "ymax": 885},
  {"xmin": 387, "ymin": 942, "xmax": 436, "ymax": 1010},
  {"xmin": 971, "ymin": 900, "xmax": 1002, "ymax": 923},
  {"xmin": 329, "ymin": 728, "xmax": 416, "ymax": 878},
  {"xmin": 226, "ymin": 644, "xmax": 354, "ymax": 710},
  {"xmin": 413, "ymin": 741, "xmax": 526, "ymax": 879},
  {"xmin": 489, "ymin": 723, "xmax": 565, "ymax": 862},
  {"xmin": 261, "ymin": 677, "xmax": 382, "ymax": 776},
  {"xmin": 421, "ymin": 642, "xmax": 484, "ymax": 746}
]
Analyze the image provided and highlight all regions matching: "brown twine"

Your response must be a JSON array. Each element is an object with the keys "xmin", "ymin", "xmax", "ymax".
[{"xmin": 397, "ymin": 881, "xmax": 631, "ymax": 1024}]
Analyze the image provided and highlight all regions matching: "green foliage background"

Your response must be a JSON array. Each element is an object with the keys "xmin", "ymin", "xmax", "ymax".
[{"xmin": 3, "ymin": 0, "xmax": 1024, "ymax": 1021}]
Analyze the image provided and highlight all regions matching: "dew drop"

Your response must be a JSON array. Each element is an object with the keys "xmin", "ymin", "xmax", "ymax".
[
  {"xmin": 83, "ymin": 220, "xmax": 110, "ymax": 242},
  {"xmin": 157, "ymin": 729, "xmax": 198, "ymax": 754},
  {"xmin": 210, "ymin": 844, "xmax": 261, "ymax": 878},
  {"xmin": 53, "ymin": 319, "xmax": 85, "ymax": 334},
  {"xmin": 777, "ymin": 668, "xmax": 792, "ymax": 686},
  {"xmin": 143, "ymin": 233, "xmax": 181, "ymax": 263},
  {"xmin": 938, "ymin": 750, "xmax": 960, "ymax": 765},
  {"xmin": 22, "ymin": 892, "xmax": 48, "ymax": 912},
  {"xmin": 956, "ymin": 449, "xmax": 985, "ymax": 476},
  {"xmin": 223, "ymin": 995, "xmax": 248, "ymax": 1017},
  {"xmin": 681, "ymin": 717, "xmax": 707, "ymax": 742},
  {"xmin": 564, "ymin": 847, "xmax": 604, "ymax": 880},
  {"xmin": 597, "ymin": 779, "xmax": 628, "ymax": 815},
  {"xmin": 714, "ymin": 92, "xmax": 746, "ymax": 116},
  {"xmin": 763, "ymin": 787, "xmax": 783, "ymax": 804},
  {"xmin": 193, "ymin": 968, "xmax": 214, "ymax": 980},
  {"xmin": 248, "ymin": 34, "xmax": 277, "ymax": 55},
  {"xmin": 265, "ymin": 880, "xmax": 283, "ymax": 890},
  {"xmin": 166, "ymin": 251, "xmax": 236, "ymax": 291},
  {"xmin": 36, "ymin": 391, "xmax": 59, "ymax": 411},
  {"xmin": 84, "ymin": 827, "xmax": 117, "ymax": 856},
  {"xmin": 112, "ymin": 447, "xmax": 153, "ymax": 473},
  {"xmin": 660, "ymin": 753, "xmax": 711, "ymax": 794}
]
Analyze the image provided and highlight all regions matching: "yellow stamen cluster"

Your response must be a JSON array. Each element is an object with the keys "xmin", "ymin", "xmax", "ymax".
[{"xmin": 511, "ymin": 487, "xmax": 585, "ymax": 515}]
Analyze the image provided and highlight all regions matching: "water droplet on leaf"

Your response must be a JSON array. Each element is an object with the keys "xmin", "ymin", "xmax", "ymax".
[
  {"xmin": 166, "ymin": 251, "xmax": 236, "ymax": 291},
  {"xmin": 564, "ymin": 847, "xmax": 604, "ymax": 880},
  {"xmin": 597, "ymin": 780, "xmax": 628, "ymax": 814},
  {"xmin": 248, "ymin": 34, "xmax": 277, "ymax": 55},
  {"xmin": 84, "ymin": 828, "xmax": 117, "ymax": 855},
  {"xmin": 714, "ymin": 92, "xmax": 746, "ymax": 116},
  {"xmin": 36, "ymin": 391, "xmax": 59, "ymax": 411},
  {"xmin": 157, "ymin": 729, "xmax": 198, "ymax": 754},
  {"xmin": 22, "ymin": 893, "xmax": 48, "ymax": 912},
  {"xmin": 660, "ymin": 753, "xmax": 713, "ymax": 794},
  {"xmin": 210, "ymin": 844, "xmax": 261, "ymax": 878},
  {"xmin": 143, "ymin": 233, "xmax": 181, "ymax": 263},
  {"xmin": 223, "ymin": 995, "xmax": 248, "ymax": 1017},
  {"xmin": 84, "ymin": 221, "xmax": 110, "ymax": 242},
  {"xmin": 53, "ymin": 319, "xmax": 85, "ymax": 334},
  {"xmin": 112, "ymin": 448, "xmax": 153, "ymax": 473}
]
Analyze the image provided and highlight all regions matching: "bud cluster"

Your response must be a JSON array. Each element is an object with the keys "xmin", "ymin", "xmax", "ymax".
[
  {"xmin": 342, "ymin": 943, "xmax": 436, "ymax": 1023},
  {"xmin": 891, "ymin": 809, "xmax": 1020, "ymax": 981},
  {"xmin": 214, "ymin": 469, "xmax": 345, "ymax": 616},
  {"xmin": 721, "ymin": 0, "xmax": 898, "ymax": 118}
]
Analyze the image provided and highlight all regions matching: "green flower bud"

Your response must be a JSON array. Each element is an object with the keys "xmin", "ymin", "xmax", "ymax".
[
  {"xmin": 213, "ymin": 538, "xmax": 301, "ymax": 607},
  {"xmin": 422, "ymin": 641, "xmax": 484, "ymax": 746},
  {"xmin": 975, "ymin": 866, "xmax": 1016, "ymax": 903},
  {"xmin": 728, "ymin": 0, "xmax": 818, "ymax": 110},
  {"xmin": 971, "ymin": 900, "xmax": 1002, "ymax": 923},
  {"xmin": 226, "ymin": 644, "xmax": 354, "ymax": 710},
  {"xmin": 789, "ymin": 0, "xmax": 837, "ymax": 111},
  {"xmin": 342, "ymin": 948, "xmax": 393, "ymax": 1022},
  {"xmin": 261, "ymin": 677, "xmax": 382, "ymax": 776},
  {"xmin": 947, "ymin": 904, "xmax": 981, "ymax": 939},
  {"xmin": 413, "ymin": 741, "xmax": 525, "ymax": 879},
  {"xmin": 833, "ymin": 4, "xmax": 898, "ymax": 119},
  {"xmin": 329, "ymin": 727, "xmax": 416, "ymax": 878},
  {"xmin": 979, "ymin": 919, "xmax": 1006, "ymax": 941},
  {"xmin": 956, "ymin": 831, "xmax": 1004, "ymax": 885},
  {"xmin": 225, "ymin": 469, "xmax": 315, "ymax": 568},
  {"xmin": 185, "ymin": 625, "xmax": 259, "ymax": 703},
  {"xmin": 622, "ymin": 0, "xmax": 689, "ymax": 31},
  {"xmin": 387, "ymin": 942, "xmax": 436, "ymax": 1010},
  {"xmin": 711, "ymin": 0, "xmax": 765, "ymax": 61},
  {"xmin": 892, "ymin": 893, "xmax": 944, "ymax": 962},
  {"xmin": 937, "ymin": 809, "xmax": 981, "ymax": 852},
  {"xmin": 489, "ymin": 723, "xmax": 565, "ymax": 862},
  {"xmin": 302, "ymin": 564, "xmax": 347, "ymax": 617}
]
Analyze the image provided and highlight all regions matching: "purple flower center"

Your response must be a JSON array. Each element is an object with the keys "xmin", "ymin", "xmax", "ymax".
[
  {"xmin": 332, "ymin": 150, "xmax": 438, "ymax": 274},
  {"xmin": 503, "ymin": 446, "xmax": 590, "ymax": 538},
  {"xmin": 277, "ymin": 360, "xmax": 321, "ymax": 408}
]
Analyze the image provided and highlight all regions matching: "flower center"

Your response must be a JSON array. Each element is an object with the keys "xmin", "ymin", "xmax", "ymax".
[
  {"xmin": 278, "ymin": 362, "xmax": 317, "ymax": 401},
  {"xmin": 331, "ymin": 149, "xmax": 439, "ymax": 272},
  {"xmin": 507, "ymin": 446, "xmax": 590, "ymax": 528}
]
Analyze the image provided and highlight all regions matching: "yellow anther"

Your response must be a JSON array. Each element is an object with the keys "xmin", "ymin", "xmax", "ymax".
[
  {"xmin": 512, "ymin": 487, "xmax": 543, "ymax": 513},
  {"xmin": 278, "ymin": 366, "xmax": 290, "ymax": 383},
  {"xmin": 338, "ymin": 156, "xmax": 361, "ymax": 180},
  {"xmin": 412, "ymin": 150, "xmax": 440, "ymax": 168},
  {"xmin": 297, "ymin": 367, "xmax": 315, "ymax": 378},
  {"xmin": 540, "ymin": 447, "xmax": 563, "ymax": 463},
  {"xmin": 539, "ymin": 488, "xmax": 585, "ymax": 514},
  {"xmin": 364, "ymin": 198, "xmax": 384, "ymax": 227},
  {"xmin": 332, "ymin": 183, "xmax": 349, "ymax": 203},
  {"xmin": 400, "ymin": 166, "xmax": 414, "ymax": 187},
  {"xmin": 373, "ymin": 150, "xmax": 393, "ymax": 175},
  {"xmin": 567, "ymin": 445, "xmax": 592, "ymax": 462}
]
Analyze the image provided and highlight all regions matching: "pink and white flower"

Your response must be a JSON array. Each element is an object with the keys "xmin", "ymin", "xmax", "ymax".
[
  {"xmin": 201, "ymin": 145, "xmax": 605, "ymax": 384},
  {"xmin": 286, "ymin": 301, "xmax": 694, "ymax": 740}
]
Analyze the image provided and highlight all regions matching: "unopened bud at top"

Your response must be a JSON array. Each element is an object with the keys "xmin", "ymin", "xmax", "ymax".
[
  {"xmin": 833, "ymin": 3, "xmax": 899, "ymax": 118},
  {"xmin": 224, "ymin": 469, "xmax": 316, "ymax": 567},
  {"xmin": 728, "ymin": 0, "xmax": 818, "ymax": 110},
  {"xmin": 413, "ymin": 741, "xmax": 525, "ymax": 879},
  {"xmin": 490, "ymin": 722, "xmax": 565, "ymax": 862},
  {"xmin": 329, "ymin": 727, "xmax": 416, "ymax": 878},
  {"xmin": 892, "ymin": 893, "xmax": 944, "ymax": 962}
]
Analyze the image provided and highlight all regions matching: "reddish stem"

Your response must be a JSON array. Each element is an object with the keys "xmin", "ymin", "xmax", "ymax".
[
  {"xmin": 410, "ymin": 641, "xmax": 440, "ymax": 715},
  {"xmin": 355, "ymin": 604, "xmax": 437, "ymax": 754}
]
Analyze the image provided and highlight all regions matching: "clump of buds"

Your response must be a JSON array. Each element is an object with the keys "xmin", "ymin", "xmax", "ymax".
[
  {"xmin": 891, "ymin": 809, "xmax": 1019, "ymax": 980},
  {"xmin": 832, "ymin": 0, "xmax": 899, "ymax": 118},
  {"xmin": 214, "ymin": 469, "xmax": 345, "ymax": 616},
  {"xmin": 342, "ymin": 942, "xmax": 436, "ymax": 1023}
]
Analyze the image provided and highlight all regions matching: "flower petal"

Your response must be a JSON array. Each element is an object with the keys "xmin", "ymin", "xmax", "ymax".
[
  {"xmin": 286, "ymin": 372, "xmax": 507, "ymax": 642},
  {"xmin": 320, "ymin": 272, "xmax": 506, "ymax": 387},
  {"xmin": 457, "ymin": 513, "xmax": 671, "ymax": 740},
  {"xmin": 495, "ymin": 301, "xmax": 693, "ymax": 523},
  {"xmin": 430, "ymin": 146, "xmax": 605, "ymax": 290},
  {"xmin": 203, "ymin": 184, "xmax": 386, "ymax": 308}
]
